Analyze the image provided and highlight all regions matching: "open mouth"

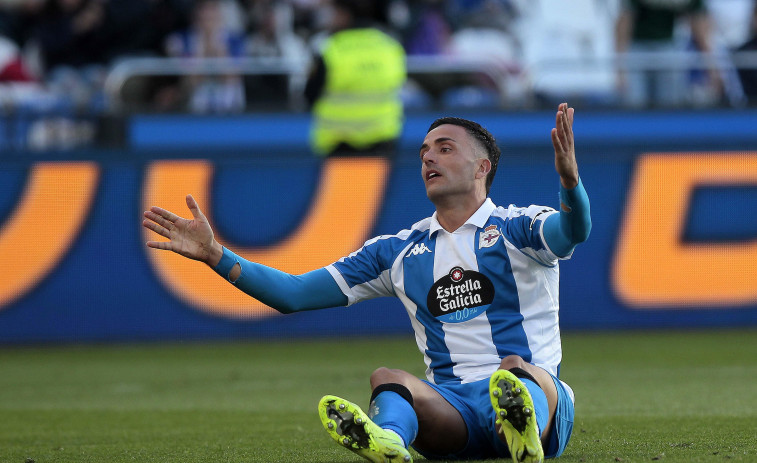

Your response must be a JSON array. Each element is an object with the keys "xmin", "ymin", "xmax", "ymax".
[{"xmin": 426, "ymin": 171, "xmax": 441, "ymax": 181}]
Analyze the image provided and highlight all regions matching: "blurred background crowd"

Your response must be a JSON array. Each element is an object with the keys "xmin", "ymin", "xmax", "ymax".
[{"xmin": 1, "ymin": 0, "xmax": 757, "ymax": 118}]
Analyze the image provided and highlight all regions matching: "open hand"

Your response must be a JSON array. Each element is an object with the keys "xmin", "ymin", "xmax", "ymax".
[
  {"xmin": 551, "ymin": 102, "xmax": 579, "ymax": 189},
  {"xmin": 143, "ymin": 194, "xmax": 222, "ymax": 266}
]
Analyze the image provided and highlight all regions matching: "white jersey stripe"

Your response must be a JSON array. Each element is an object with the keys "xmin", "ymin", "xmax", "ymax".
[{"xmin": 504, "ymin": 239, "xmax": 561, "ymax": 377}]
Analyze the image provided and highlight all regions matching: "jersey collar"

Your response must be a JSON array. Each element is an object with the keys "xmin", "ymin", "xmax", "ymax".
[{"xmin": 429, "ymin": 198, "xmax": 496, "ymax": 235}]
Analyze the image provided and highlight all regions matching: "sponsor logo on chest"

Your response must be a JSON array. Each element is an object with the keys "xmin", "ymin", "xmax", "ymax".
[{"xmin": 426, "ymin": 266, "xmax": 495, "ymax": 323}]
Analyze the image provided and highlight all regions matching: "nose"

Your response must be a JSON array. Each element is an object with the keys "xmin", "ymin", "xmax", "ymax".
[{"xmin": 422, "ymin": 150, "xmax": 436, "ymax": 163}]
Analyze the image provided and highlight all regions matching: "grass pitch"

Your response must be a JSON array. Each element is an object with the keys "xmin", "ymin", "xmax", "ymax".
[{"xmin": 0, "ymin": 329, "xmax": 755, "ymax": 462}]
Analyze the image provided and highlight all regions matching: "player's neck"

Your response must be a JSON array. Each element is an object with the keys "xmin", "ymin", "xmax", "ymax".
[{"xmin": 433, "ymin": 195, "xmax": 486, "ymax": 233}]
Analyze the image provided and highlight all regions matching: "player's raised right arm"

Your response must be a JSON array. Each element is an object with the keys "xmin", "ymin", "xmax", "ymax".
[
  {"xmin": 143, "ymin": 195, "xmax": 347, "ymax": 313},
  {"xmin": 214, "ymin": 247, "xmax": 347, "ymax": 313},
  {"xmin": 143, "ymin": 194, "xmax": 224, "ymax": 267}
]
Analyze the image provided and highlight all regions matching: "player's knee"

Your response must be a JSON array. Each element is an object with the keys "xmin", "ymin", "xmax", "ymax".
[
  {"xmin": 498, "ymin": 355, "xmax": 527, "ymax": 371},
  {"xmin": 370, "ymin": 367, "xmax": 412, "ymax": 389}
]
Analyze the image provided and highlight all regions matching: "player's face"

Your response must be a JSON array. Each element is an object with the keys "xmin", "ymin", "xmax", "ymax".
[{"xmin": 420, "ymin": 124, "xmax": 487, "ymax": 203}]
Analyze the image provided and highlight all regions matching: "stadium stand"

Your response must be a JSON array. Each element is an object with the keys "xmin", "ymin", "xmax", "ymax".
[{"xmin": 1, "ymin": 0, "xmax": 757, "ymax": 151}]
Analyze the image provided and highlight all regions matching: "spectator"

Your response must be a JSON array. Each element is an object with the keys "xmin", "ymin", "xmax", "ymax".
[
  {"xmin": 33, "ymin": 0, "xmax": 108, "ymax": 70},
  {"xmin": 736, "ymin": 1, "xmax": 757, "ymax": 104},
  {"xmin": 447, "ymin": 0, "xmax": 517, "ymax": 32},
  {"xmin": 104, "ymin": 0, "xmax": 193, "ymax": 61},
  {"xmin": 28, "ymin": 0, "xmax": 114, "ymax": 110},
  {"xmin": 706, "ymin": 0, "xmax": 754, "ymax": 49},
  {"xmin": 106, "ymin": 0, "xmax": 193, "ymax": 113},
  {"xmin": 294, "ymin": 0, "xmax": 326, "ymax": 37},
  {"xmin": 0, "ymin": 34, "xmax": 34, "ymax": 83},
  {"xmin": 615, "ymin": 0, "xmax": 723, "ymax": 108},
  {"xmin": 444, "ymin": 0, "xmax": 522, "ymax": 108},
  {"xmin": 306, "ymin": 0, "xmax": 406, "ymax": 157},
  {"xmin": 400, "ymin": 0, "xmax": 452, "ymax": 56},
  {"xmin": 0, "ymin": 0, "xmax": 45, "ymax": 47},
  {"xmin": 244, "ymin": 1, "xmax": 308, "ymax": 109},
  {"xmin": 0, "ymin": 33, "xmax": 84, "ymax": 150},
  {"xmin": 0, "ymin": 33, "xmax": 52, "ymax": 110},
  {"xmin": 515, "ymin": 0, "xmax": 617, "ymax": 109},
  {"xmin": 246, "ymin": 1, "xmax": 307, "ymax": 60},
  {"xmin": 165, "ymin": 0, "xmax": 246, "ymax": 113}
]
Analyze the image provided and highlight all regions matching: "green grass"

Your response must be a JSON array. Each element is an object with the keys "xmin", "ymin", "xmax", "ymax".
[{"xmin": 0, "ymin": 329, "xmax": 755, "ymax": 462}]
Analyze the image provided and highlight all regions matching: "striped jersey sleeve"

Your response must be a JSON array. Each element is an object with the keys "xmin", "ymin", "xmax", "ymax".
[
  {"xmin": 496, "ymin": 204, "xmax": 561, "ymax": 266},
  {"xmin": 325, "ymin": 222, "xmax": 429, "ymax": 305}
]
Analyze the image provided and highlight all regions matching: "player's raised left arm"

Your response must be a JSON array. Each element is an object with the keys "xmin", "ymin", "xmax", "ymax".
[
  {"xmin": 544, "ymin": 103, "xmax": 591, "ymax": 257},
  {"xmin": 551, "ymin": 102, "xmax": 578, "ymax": 189}
]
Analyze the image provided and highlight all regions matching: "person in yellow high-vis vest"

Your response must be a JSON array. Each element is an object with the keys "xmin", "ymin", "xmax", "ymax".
[{"xmin": 305, "ymin": 0, "xmax": 406, "ymax": 157}]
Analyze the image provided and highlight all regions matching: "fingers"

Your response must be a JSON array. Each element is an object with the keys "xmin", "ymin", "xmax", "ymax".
[
  {"xmin": 143, "ymin": 209, "xmax": 173, "ymax": 231},
  {"xmin": 551, "ymin": 127, "xmax": 563, "ymax": 153},
  {"xmin": 142, "ymin": 216, "xmax": 170, "ymax": 238},
  {"xmin": 553, "ymin": 110, "xmax": 567, "ymax": 152},
  {"xmin": 146, "ymin": 240, "xmax": 174, "ymax": 251},
  {"xmin": 185, "ymin": 194, "xmax": 205, "ymax": 220},
  {"xmin": 553, "ymin": 103, "xmax": 574, "ymax": 153},
  {"xmin": 149, "ymin": 205, "xmax": 181, "ymax": 223},
  {"xmin": 561, "ymin": 106, "xmax": 573, "ymax": 137},
  {"xmin": 143, "ymin": 198, "xmax": 197, "ymax": 251}
]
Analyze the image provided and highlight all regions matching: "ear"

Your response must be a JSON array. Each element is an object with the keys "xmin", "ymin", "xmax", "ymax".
[{"xmin": 476, "ymin": 158, "xmax": 491, "ymax": 180}]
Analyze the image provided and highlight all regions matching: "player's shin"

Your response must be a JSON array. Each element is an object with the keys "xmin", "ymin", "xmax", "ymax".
[
  {"xmin": 369, "ymin": 384, "xmax": 419, "ymax": 447},
  {"xmin": 511, "ymin": 374, "xmax": 548, "ymax": 436},
  {"xmin": 490, "ymin": 369, "xmax": 546, "ymax": 463}
]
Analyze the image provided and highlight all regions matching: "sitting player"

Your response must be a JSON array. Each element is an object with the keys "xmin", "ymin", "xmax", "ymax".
[{"xmin": 143, "ymin": 103, "xmax": 591, "ymax": 462}]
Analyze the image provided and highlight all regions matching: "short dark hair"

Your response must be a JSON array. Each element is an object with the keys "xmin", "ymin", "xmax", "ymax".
[{"xmin": 427, "ymin": 117, "xmax": 501, "ymax": 195}]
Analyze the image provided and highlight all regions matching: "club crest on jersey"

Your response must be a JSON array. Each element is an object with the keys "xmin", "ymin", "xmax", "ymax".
[
  {"xmin": 406, "ymin": 242, "xmax": 432, "ymax": 257},
  {"xmin": 427, "ymin": 266, "xmax": 495, "ymax": 323},
  {"xmin": 479, "ymin": 225, "xmax": 501, "ymax": 249}
]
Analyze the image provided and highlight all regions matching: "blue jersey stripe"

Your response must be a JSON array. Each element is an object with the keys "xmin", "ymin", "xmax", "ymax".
[
  {"xmin": 502, "ymin": 212, "xmax": 551, "ymax": 252},
  {"xmin": 402, "ymin": 234, "xmax": 458, "ymax": 384},
  {"xmin": 335, "ymin": 234, "xmax": 409, "ymax": 289},
  {"xmin": 476, "ymin": 217, "xmax": 532, "ymax": 362}
]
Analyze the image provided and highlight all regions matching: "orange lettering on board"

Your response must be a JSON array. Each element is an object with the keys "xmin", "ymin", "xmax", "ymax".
[
  {"xmin": 0, "ymin": 163, "xmax": 99, "ymax": 308},
  {"xmin": 612, "ymin": 153, "xmax": 757, "ymax": 308}
]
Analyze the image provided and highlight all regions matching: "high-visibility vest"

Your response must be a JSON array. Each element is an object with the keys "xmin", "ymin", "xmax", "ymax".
[{"xmin": 311, "ymin": 28, "xmax": 406, "ymax": 155}]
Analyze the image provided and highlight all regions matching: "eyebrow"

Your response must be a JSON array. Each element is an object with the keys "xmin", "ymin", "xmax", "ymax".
[{"xmin": 419, "ymin": 137, "xmax": 457, "ymax": 153}]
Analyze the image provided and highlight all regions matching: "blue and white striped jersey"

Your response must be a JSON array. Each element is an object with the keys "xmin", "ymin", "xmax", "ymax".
[{"xmin": 325, "ymin": 198, "xmax": 569, "ymax": 385}]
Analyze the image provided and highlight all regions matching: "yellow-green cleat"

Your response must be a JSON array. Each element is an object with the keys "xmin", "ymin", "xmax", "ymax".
[
  {"xmin": 489, "ymin": 370, "xmax": 544, "ymax": 463},
  {"xmin": 318, "ymin": 395, "xmax": 412, "ymax": 463}
]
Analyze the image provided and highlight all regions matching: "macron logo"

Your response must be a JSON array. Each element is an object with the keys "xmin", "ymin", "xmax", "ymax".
[{"xmin": 406, "ymin": 243, "xmax": 432, "ymax": 258}]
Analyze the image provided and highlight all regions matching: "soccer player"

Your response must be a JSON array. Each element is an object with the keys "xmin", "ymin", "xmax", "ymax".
[{"xmin": 143, "ymin": 102, "xmax": 591, "ymax": 463}]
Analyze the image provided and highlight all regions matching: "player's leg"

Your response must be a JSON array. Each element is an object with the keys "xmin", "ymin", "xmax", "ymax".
[
  {"xmin": 490, "ymin": 355, "xmax": 558, "ymax": 463},
  {"xmin": 497, "ymin": 356, "xmax": 558, "ymax": 441},
  {"xmin": 319, "ymin": 393, "xmax": 413, "ymax": 463},
  {"xmin": 318, "ymin": 367, "xmax": 468, "ymax": 463},
  {"xmin": 369, "ymin": 367, "xmax": 468, "ymax": 455}
]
